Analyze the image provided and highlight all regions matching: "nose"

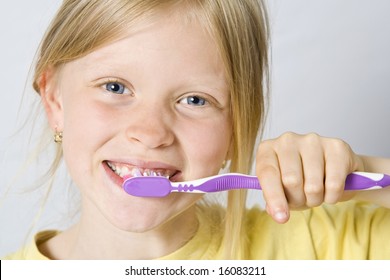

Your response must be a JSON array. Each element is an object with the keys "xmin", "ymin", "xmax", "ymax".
[{"xmin": 125, "ymin": 103, "xmax": 175, "ymax": 149}]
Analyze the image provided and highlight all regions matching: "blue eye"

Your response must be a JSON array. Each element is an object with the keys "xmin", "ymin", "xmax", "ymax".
[
  {"xmin": 181, "ymin": 96, "xmax": 207, "ymax": 106},
  {"xmin": 105, "ymin": 82, "xmax": 126, "ymax": 94}
]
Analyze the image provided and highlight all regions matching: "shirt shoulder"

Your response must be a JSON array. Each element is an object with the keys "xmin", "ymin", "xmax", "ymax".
[{"xmin": 3, "ymin": 230, "xmax": 59, "ymax": 260}]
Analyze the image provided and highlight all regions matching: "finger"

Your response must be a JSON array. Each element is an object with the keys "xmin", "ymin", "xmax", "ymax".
[
  {"xmin": 300, "ymin": 134, "xmax": 325, "ymax": 207},
  {"xmin": 256, "ymin": 145, "xmax": 290, "ymax": 223},
  {"xmin": 323, "ymin": 139, "xmax": 351, "ymax": 204},
  {"xmin": 276, "ymin": 147, "xmax": 306, "ymax": 209}
]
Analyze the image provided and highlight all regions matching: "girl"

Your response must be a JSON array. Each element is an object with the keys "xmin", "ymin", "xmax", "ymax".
[{"xmin": 4, "ymin": 0, "xmax": 390, "ymax": 259}]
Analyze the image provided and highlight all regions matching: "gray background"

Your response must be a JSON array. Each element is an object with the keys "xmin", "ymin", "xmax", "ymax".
[{"xmin": 1, "ymin": 0, "xmax": 389, "ymax": 257}]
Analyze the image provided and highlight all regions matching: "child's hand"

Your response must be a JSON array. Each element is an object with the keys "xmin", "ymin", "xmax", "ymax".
[{"xmin": 255, "ymin": 132, "xmax": 364, "ymax": 223}]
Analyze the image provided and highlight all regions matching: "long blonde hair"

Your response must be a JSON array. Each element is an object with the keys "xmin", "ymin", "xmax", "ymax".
[{"xmin": 33, "ymin": 0, "xmax": 269, "ymax": 259}]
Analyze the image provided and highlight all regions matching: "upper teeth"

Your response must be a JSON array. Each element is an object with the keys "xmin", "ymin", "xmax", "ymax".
[{"xmin": 107, "ymin": 161, "xmax": 173, "ymax": 179}]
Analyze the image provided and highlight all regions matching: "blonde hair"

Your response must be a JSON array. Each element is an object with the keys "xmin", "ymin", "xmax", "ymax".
[{"xmin": 33, "ymin": 0, "xmax": 269, "ymax": 259}]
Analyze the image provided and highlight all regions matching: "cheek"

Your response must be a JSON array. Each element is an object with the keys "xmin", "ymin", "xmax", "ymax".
[
  {"xmin": 62, "ymin": 96, "xmax": 120, "ymax": 148},
  {"xmin": 181, "ymin": 117, "xmax": 232, "ymax": 172},
  {"xmin": 61, "ymin": 99, "xmax": 119, "ymax": 180}
]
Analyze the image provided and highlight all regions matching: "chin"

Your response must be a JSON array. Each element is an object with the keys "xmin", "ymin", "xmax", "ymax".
[{"xmin": 101, "ymin": 201, "xmax": 178, "ymax": 233}]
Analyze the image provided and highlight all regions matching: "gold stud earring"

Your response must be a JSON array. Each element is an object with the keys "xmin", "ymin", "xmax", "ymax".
[{"xmin": 54, "ymin": 128, "xmax": 63, "ymax": 143}]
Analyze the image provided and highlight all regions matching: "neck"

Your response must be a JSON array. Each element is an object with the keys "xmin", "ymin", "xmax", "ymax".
[{"xmin": 41, "ymin": 205, "xmax": 199, "ymax": 260}]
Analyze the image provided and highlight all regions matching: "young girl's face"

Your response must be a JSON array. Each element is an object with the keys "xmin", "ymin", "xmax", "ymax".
[{"xmin": 47, "ymin": 13, "xmax": 232, "ymax": 232}]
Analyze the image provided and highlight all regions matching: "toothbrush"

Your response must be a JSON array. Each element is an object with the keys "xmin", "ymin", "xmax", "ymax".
[{"xmin": 123, "ymin": 172, "xmax": 390, "ymax": 198}]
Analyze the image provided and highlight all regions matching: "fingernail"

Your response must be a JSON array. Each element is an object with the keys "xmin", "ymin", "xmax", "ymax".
[{"xmin": 274, "ymin": 211, "xmax": 288, "ymax": 222}]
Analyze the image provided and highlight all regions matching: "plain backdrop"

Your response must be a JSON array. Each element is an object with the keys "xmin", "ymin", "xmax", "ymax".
[{"xmin": 1, "ymin": 0, "xmax": 390, "ymax": 257}]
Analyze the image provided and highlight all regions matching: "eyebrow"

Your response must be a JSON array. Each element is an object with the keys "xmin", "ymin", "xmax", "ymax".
[{"xmin": 72, "ymin": 45, "xmax": 229, "ymax": 99}]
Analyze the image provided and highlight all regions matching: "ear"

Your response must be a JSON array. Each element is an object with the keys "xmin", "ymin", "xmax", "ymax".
[{"xmin": 38, "ymin": 67, "xmax": 64, "ymax": 131}]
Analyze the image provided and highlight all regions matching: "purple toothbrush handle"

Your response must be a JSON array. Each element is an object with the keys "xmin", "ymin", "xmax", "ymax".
[
  {"xmin": 345, "ymin": 172, "xmax": 390, "ymax": 190},
  {"xmin": 172, "ymin": 173, "xmax": 390, "ymax": 193},
  {"xmin": 183, "ymin": 174, "xmax": 261, "ymax": 192}
]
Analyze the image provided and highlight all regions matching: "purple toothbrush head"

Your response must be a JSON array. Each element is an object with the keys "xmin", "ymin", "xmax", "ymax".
[{"xmin": 123, "ymin": 176, "xmax": 172, "ymax": 197}]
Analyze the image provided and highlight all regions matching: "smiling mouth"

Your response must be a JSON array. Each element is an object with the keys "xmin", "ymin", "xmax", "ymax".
[{"xmin": 105, "ymin": 161, "xmax": 179, "ymax": 181}]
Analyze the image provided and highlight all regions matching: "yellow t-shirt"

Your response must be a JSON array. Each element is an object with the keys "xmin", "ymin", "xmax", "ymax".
[{"xmin": 4, "ymin": 201, "xmax": 390, "ymax": 259}]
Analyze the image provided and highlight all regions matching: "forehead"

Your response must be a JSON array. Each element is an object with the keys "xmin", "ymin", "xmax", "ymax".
[
  {"xmin": 90, "ymin": 11, "xmax": 216, "ymax": 62},
  {"xmin": 64, "ymin": 10, "xmax": 227, "ymax": 90}
]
